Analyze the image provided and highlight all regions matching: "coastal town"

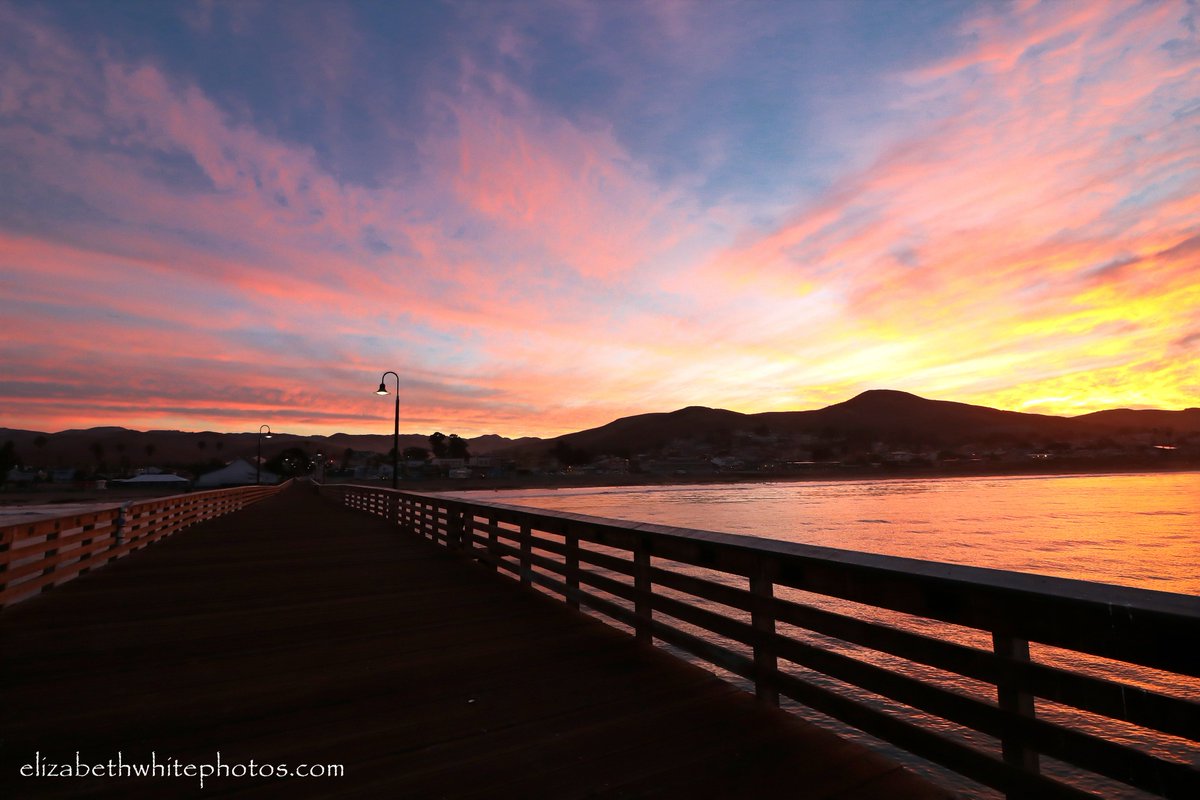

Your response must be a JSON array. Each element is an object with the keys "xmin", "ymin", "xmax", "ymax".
[{"xmin": 4, "ymin": 392, "xmax": 1197, "ymax": 494}]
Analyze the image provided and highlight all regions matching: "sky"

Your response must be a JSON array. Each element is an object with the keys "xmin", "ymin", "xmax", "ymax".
[{"xmin": 1, "ymin": 0, "xmax": 1197, "ymax": 439}]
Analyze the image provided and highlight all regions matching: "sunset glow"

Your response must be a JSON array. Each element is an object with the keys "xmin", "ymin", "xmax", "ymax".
[{"xmin": 2, "ymin": 0, "xmax": 1197, "ymax": 438}]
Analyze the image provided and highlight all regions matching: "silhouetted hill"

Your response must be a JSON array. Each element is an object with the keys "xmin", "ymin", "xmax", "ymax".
[
  {"xmin": 1073, "ymin": 407, "xmax": 1200, "ymax": 431},
  {"xmin": 467, "ymin": 434, "xmax": 538, "ymax": 454},
  {"xmin": 4, "ymin": 391, "xmax": 1197, "ymax": 471},
  {"xmin": 528, "ymin": 390, "xmax": 1199, "ymax": 457},
  {"xmin": 755, "ymin": 390, "xmax": 1080, "ymax": 442},
  {"xmin": 555, "ymin": 406, "xmax": 747, "ymax": 454},
  {"xmin": 323, "ymin": 432, "xmax": 436, "ymax": 455}
]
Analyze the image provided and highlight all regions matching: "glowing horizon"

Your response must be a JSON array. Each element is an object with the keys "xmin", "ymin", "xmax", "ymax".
[{"xmin": 2, "ymin": 1, "xmax": 1197, "ymax": 439}]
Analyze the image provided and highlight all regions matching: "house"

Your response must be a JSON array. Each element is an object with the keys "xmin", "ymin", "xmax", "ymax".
[
  {"xmin": 4, "ymin": 468, "xmax": 37, "ymax": 485},
  {"xmin": 196, "ymin": 459, "xmax": 279, "ymax": 488},
  {"xmin": 111, "ymin": 474, "xmax": 191, "ymax": 490}
]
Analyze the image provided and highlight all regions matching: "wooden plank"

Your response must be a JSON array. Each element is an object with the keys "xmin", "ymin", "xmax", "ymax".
[
  {"xmin": 1, "ymin": 485, "xmax": 953, "ymax": 800},
  {"xmin": 1, "ymin": 508, "xmax": 122, "ymax": 546},
  {"xmin": 2, "ymin": 536, "xmax": 117, "ymax": 583}
]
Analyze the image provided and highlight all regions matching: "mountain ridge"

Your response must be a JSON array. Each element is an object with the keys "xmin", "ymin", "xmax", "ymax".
[
  {"xmin": 3, "ymin": 390, "xmax": 1198, "ymax": 468},
  {"xmin": 546, "ymin": 390, "xmax": 1199, "ymax": 458}
]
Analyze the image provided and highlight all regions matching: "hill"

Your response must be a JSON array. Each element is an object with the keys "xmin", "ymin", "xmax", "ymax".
[
  {"xmin": 534, "ymin": 390, "xmax": 1199, "ymax": 458},
  {"xmin": 554, "ymin": 406, "xmax": 747, "ymax": 454},
  {"xmin": 754, "ymin": 390, "xmax": 1080, "ymax": 440},
  {"xmin": 4, "ymin": 390, "xmax": 1197, "ymax": 471},
  {"xmin": 1072, "ymin": 407, "xmax": 1200, "ymax": 431}
]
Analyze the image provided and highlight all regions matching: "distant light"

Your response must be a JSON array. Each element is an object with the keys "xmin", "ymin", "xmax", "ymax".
[{"xmin": 376, "ymin": 382, "xmax": 389, "ymax": 396}]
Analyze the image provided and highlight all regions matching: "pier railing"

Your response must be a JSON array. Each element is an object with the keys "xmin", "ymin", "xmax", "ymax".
[
  {"xmin": 319, "ymin": 483, "xmax": 1200, "ymax": 800},
  {"xmin": 0, "ymin": 482, "xmax": 289, "ymax": 608}
]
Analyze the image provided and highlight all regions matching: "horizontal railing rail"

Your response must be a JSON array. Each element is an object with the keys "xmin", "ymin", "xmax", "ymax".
[
  {"xmin": 319, "ymin": 482, "xmax": 1200, "ymax": 800},
  {"xmin": 0, "ymin": 481, "xmax": 291, "ymax": 608}
]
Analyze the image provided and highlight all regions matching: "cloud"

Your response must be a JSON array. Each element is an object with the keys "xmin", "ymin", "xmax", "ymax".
[
  {"xmin": 0, "ymin": 7, "xmax": 703, "ymax": 435},
  {"xmin": 674, "ymin": 0, "xmax": 1200, "ymax": 413},
  {"xmin": 428, "ymin": 63, "xmax": 694, "ymax": 282},
  {"xmin": 1, "ymin": 1, "xmax": 1196, "ymax": 438}
]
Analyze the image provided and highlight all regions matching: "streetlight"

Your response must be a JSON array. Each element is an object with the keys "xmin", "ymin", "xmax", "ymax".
[
  {"xmin": 376, "ymin": 371, "xmax": 400, "ymax": 489},
  {"xmin": 257, "ymin": 424, "xmax": 272, "ymax": 485}
]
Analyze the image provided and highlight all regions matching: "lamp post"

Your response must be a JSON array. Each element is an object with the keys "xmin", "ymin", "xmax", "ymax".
[
  {"xmin": 376, "ymin": 371, "xmax": 400, "ymax": 489},
  {"xmin": 256, "ymin": 424, "xmax": 272, "ymax": 485}
]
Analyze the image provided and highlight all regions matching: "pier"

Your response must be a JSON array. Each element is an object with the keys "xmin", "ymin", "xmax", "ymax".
[{"xmin": 2, "ymin": 481, "xmax": 1198, "ymax": 798}]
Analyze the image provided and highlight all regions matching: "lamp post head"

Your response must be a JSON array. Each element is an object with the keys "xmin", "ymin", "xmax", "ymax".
[
  {"xmin": 265, "ymin": 433, "xmax": 272, "ymax": 439},
  {"xmin": 376, "ymin": 382, "xmax": 389, "ymax": 396}
]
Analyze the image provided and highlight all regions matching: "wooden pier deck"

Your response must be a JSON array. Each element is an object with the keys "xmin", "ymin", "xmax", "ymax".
[{"xmin": 0, "ymin": 484, "xmax": 953, "ymax": 799}]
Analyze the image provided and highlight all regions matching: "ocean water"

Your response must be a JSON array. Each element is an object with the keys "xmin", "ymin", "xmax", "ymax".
[
  {"xmin": 459, "ymin": 472, "xmax": 1200, "ymax": 798},
  {"xmin": 470, "ymin": 471, "xmax": 1200, "ymax": 595}
]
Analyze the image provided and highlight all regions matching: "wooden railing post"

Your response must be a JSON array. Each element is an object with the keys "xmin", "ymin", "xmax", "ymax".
[
  {"xmin": 41, "ymin": 526, "xmax": 60, "ymax": 591},
  {"xmin": 0, "ymin": 536, "xmax": 10, "ymax": 600},
  {"xmin": 750, "ymin": 562, "xmax": 779, "ymax": 707},
  {"xmin": 448, "ymin": 505, "xmax": 464, "ymax": 551},
  {"xmin": 633, "ymin": 535, "xmax": 652, "ymax": 644},
  {"xmin": 487, "ymin": 515, "xmax": 498, "ymax": 572},
  {"xmin": 460, "ymin": 508, "xmax": 474, "ymax": 556},
  {"xmin": 519, "ymin": 523, "xmax": 532, "ymax": 585},
  {"xmin": 993, "ymin": 630, "xmax": 1040, "ymax": 791},
  {"xmin": 421, "ymin": 500, "xmax": 433, "ymax": 541},
  {"xmin": 565, "ymin": 528, "xmax": 580, "ymax": 609}
]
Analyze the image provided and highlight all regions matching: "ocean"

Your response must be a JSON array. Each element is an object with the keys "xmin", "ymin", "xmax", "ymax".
[{"xmin": 466, "ymin": 471, "xmax": 1200, "ymax": 595}]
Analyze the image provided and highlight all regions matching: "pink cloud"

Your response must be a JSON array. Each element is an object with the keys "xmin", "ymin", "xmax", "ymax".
[
  {"xmin": 2, "ymin": 1, "xmax": 1196, "ymax": 440},
  {"xmin": 657, "ymin": 0, "xmax": 1199, "ymax": 414},
  {"xmin": 435, "ymin": 67, "xmax": 693, "ymax": 281},
  {"xmin": 1, "ymin": 12, "xmax": 709, "ymax": 437}
]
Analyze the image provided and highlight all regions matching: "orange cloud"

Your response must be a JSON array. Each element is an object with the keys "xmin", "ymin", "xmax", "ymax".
[
  {"xmin": 670, "ymin": 0, "xmax": 1199, "ymax": 417},
  {"xmin": 1, "ymin": 1, "xmax": 1196, "ymax": 439}
]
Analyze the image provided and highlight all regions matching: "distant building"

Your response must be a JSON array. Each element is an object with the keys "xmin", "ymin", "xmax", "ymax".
[
  {"xmin": 5, "ymin": 468, "xmax": 37, "ymax": 485},
  {"xmin": 430, "ymin": 458, "xmax": 467, "ymax": 469},
  {"xmin": 196, "ymin": 459, "xmax": 279, "ymax": 488},
  {"xmin": 111, "ymin": 474, "xmax": 191, "ymax": 489}
]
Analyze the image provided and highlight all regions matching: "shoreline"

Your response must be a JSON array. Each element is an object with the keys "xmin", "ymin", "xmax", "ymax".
[
  {"xmin": 349, "ymin": 459, "xmax": 1199, "ymax": 494},
  {"xmin": 2, "ymin": 461, "xmax": 1195, "ymax": 508}
]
